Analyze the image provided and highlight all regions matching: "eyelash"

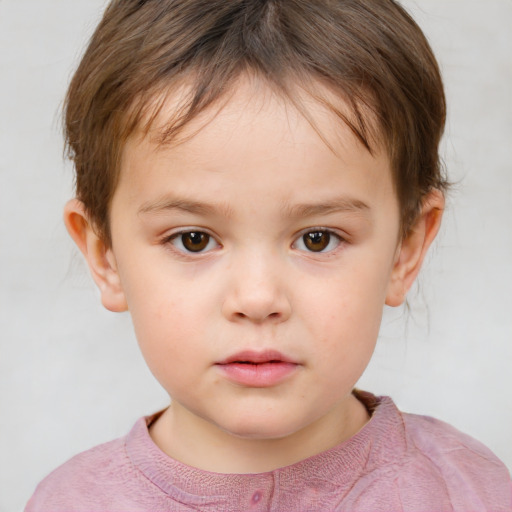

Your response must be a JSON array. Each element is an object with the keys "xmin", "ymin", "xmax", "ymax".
[
  {"xmin": 163, "ymin": 228, "xmax": 345, "ymax": 255},
  {"xmin": 292, "ymin": 229, "xmax": 344, "ymax": 254},
  {"xmin": 164, "ymin": 230, "xmax": 220, "ymax": 254}
]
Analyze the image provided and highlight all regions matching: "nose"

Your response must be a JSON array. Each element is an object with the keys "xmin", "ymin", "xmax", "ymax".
[{"xmin": 221, "ymin": 251, "xmax": 291, "ymax": 324}]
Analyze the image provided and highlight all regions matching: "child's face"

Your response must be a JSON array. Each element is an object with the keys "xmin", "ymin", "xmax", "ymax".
[{"xmin": 89, "ymin": 79, "xmax": 406, "ymax": 440}]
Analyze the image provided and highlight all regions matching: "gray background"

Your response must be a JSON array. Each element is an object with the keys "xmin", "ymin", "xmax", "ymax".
[{"xmin": 1, "ymin": 1, "xmax": 511, "ymax": 510}]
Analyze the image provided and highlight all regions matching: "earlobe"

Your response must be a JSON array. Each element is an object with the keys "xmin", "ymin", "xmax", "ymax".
[
  {"xmin": 63, "ymin": 199, "xmax": 128, "ymax": 312},
  {"xmin": 385, "ymin": 190, "xmax": 444, "ymax": 307}
]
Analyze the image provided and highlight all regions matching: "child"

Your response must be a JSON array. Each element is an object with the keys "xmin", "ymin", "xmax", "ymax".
[{"xmin": 26, "ymin": 0, "xmax": 511, "ymax": 510}]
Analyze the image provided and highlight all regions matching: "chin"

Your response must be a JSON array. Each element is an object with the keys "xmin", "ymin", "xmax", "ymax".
[{"xmin": 215, "ymin": 413, "xmax": 306, "ymax": 441}]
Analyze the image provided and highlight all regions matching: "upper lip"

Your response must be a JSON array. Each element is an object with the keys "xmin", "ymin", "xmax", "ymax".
[{"xmin": 216, "ymin": 350, "xmax": 297, "ymax": 365}]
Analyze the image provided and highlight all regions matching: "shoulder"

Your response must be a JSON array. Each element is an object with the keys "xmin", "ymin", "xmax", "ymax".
[
  {"xmin": 26, "ymin": 436, "xmax": 125, "ymax": 511},
  {"xmin": 347, "ymin": 394, "xmax": 511, "ymax": 511},
  {"xmin": 25, "ymin": 419, "xmax": 164, "ymax": 512},
  {"xmin": 395, "ymin": 408, "xmax": 511, "ymax": 510},
  {"xmin": 402, "ymin": 411, "xmax": 508, "ymax": 473},
  {"xmin": 403, "ymin": 410, "xmax": 501, "ymax": 459}
]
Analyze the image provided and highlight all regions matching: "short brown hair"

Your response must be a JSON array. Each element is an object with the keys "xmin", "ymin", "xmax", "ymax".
[{"xmin": 65, "ymin": 0, "xmax": 447, "ymax": 243}]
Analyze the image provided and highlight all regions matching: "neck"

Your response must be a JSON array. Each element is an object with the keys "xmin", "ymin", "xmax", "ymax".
[{"xmin": 149, "ymin": 394, "xmax": 370, "ymax": 474}]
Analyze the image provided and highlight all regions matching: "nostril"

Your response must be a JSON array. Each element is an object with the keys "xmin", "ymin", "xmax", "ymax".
[
  {"xmin": 235, "ymin": 311, "xmax": 281, "ymax": 320},
  {"xmin": 234, "ymin": 311, "xmax": 281, "ymax": 321},
  {"xmin": 222, "ymin": 290, "xmax": 291, "ymax": 323}
]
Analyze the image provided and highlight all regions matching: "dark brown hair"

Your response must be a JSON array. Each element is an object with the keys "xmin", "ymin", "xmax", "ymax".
[{"xmin": 65, "ymin": 0, "xmax": 447, "ymax": 243}]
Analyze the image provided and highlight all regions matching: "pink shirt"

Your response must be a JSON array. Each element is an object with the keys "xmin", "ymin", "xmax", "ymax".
[{"xmin": 27, "ymin": 392, "xmax": 511, "ymax": 511}]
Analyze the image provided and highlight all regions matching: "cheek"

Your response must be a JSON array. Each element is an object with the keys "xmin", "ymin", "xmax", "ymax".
[
  {"xmin": 314, "ymin": 306, "xmax": 380, "ymax": 365},
  {"xmin": 310, "ymin": 307, "xmax": 379, "ymax": 401},
  {"xmin": 124, "ymin": 276, "xmax": 213, "ymax": 371},
  {"xmin": 298, "ymin": 259, "xmax": 390, "ymax": 368},
  {"xmin": 301, "ymin": 260, "xmax": 389, "ymax": 331}
]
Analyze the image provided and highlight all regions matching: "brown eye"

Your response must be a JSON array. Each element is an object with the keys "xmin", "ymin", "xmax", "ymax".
[
  {"xmin": 303, "ymin": 231, "xmax": 331, "ymax": 252},
  {"xmin": 177, "ymin": 232, "xmax": 212, "ymax": 252}
]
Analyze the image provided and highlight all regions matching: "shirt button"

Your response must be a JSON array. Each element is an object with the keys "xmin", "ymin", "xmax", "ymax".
[{"xmin": 251, "ymin": 490, "xmax": 263, "ymax": 504}]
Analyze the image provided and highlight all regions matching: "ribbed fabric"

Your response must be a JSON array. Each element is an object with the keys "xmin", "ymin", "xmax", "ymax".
[{"xmin": 26, "ymin": 392, "xmax": 511, "ymax": 511}]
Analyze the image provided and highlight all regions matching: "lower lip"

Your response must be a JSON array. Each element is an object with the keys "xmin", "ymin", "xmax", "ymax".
[{"xmin": 216, "ymin": 362, "xmax": 298, "ymax": 387}]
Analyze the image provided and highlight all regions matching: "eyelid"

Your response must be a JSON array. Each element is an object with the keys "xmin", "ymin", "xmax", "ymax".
[
  {"xmin": 160, "ymin": 226, "xmax": 347, "ymax": 256},
  {"xmin": 162, "ymin": 228, "xmax": 221, "ymax": 255},
  {"xmin": 292, "ymin": 227, "xmax": 346, "ymax": 254}
]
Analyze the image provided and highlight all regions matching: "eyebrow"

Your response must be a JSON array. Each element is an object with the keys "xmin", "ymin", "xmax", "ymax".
[
  {"xmin": 138, "ymin": 195, "xmax": 370, "ymax": 219},
  {"xmin": 138, "ymin": 197, "xmax": 234, "ymax": 218},
  {"xmin": 282, "ymin": 197, "xmax": 371, "ymax": 218}
]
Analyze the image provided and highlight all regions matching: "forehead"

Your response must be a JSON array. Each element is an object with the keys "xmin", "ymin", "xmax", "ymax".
[
  {"xmin": 131, "ymin": 73, "xmax": 383, "ymax": 155},
  {"xmin": 117, "ymin": 76, "xmax": 396, "ymax": 215}
]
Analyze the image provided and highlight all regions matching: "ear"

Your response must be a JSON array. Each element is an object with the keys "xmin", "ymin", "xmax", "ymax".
[
  {"xmin": 63, "ymin": 199, "xmax": 128, "ymax": 312},
  {"xmin": 385, "ymin": 190, "xmax": 444, "ymax": 307}
]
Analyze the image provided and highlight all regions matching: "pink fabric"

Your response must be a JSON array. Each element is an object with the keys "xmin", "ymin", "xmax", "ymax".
[{"xmin": 27, "ymin": 392, "xmax": 511, "ymax": 511}]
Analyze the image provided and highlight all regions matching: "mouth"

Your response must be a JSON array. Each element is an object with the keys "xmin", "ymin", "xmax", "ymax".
[
  {"xmin": 215, "ymin": 350, "xmax": 299, "ymax": 387},
  {"xmin": 216, "ymin": 349, "xmax": 296, "ymax": 365}
]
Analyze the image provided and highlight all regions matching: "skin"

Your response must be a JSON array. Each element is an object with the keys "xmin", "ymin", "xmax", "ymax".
[{"xmin": 65, "ymin": 77, "xmax": 443, "ymax": 474}]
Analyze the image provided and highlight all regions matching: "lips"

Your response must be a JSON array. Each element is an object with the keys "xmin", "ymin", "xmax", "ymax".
[
  {"xmin": 215, "ymin": 350, "xmax": 299, "ymax": 387},
  {"xmin": 216, "ymin": 349, "xmax": 296, "ymax": 365}
]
